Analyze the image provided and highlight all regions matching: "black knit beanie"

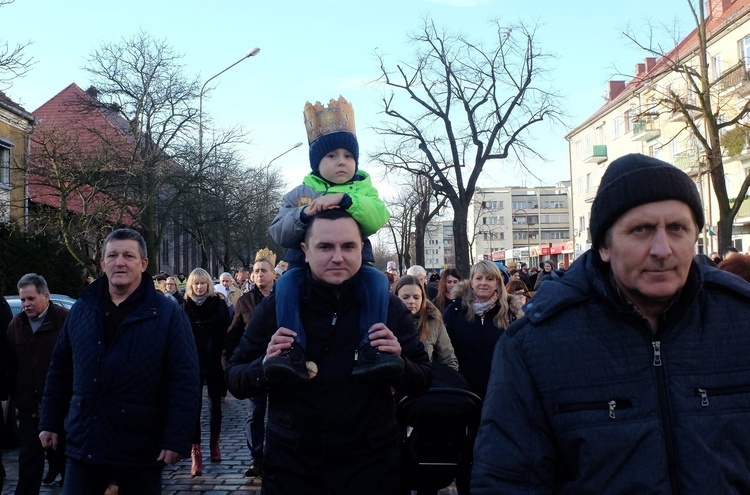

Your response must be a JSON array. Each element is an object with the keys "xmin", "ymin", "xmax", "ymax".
[
  {"xmin": 309, "ymin": 131, "xmax": 359, "ymax": 174},
  {"xmin": 589, "ymin": 153, "xmax": 704, "ymax": 249}
]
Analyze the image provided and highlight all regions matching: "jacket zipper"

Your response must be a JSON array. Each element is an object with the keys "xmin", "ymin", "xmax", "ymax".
[
  {"xmin": 558, "ymin": 399, "xmax": 633, "ymax": 419},
  {"xmin": 694, "ymin": 384, "xmax": 750, "ymax": 406},
  {"xmin": 652, "ymin": 337, "xmax": 680, "ymax": 495}
]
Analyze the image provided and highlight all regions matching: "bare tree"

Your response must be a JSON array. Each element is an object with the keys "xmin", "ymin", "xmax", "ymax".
[
  {"xmin": 84, "ymin": 31, "xmax": 201, "ymax": 273},
  {"xmin": 623, "ymin": 0, "xmax": 750, "ymax": 253},
  {"xmin": 0, "ymin": 0, "xmax": 34, "ymax": 86},
  {"xmin": 25, "ymin": 125, "xmax": 133, "ymax": 276},
  {"xmin": 373, "ymin": 17, "xmax": 562, "ymax": 275},
  {"xmin": 386, "ymin": 189, "xmax": 418, "ymax": 273}
]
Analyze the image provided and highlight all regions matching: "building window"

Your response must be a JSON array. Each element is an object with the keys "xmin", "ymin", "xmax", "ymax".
[
  {"xmin": 0, "ymin": 142, "xmax": 11, "ymax": 186},
  {"xmin": 712, "ymin": 54, "xmax": 722, "ymax": 79},
  {"xmin": 624, "ymin": 109, "xmax": 632, "ymax": 132},
  {"xmin": 613, "ymin": 117, "xmax": 622, "ymax": 139},
  {"xmin": 739, "ymin": 36, "xmax": 750, "ymax": 67}
]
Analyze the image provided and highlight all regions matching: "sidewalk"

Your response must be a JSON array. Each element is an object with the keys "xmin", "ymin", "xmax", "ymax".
[{"xmin": 2, "ymin": 393, "xmax": 457, "ymax": 494}]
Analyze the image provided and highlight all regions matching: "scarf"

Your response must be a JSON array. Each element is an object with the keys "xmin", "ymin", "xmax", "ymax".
[
  {"xmin": 189, "ymin": 293, "xmax": 208, "ymax": 306},
  {"xmin": 472, "ymin": 294, "xmax": 498, "ymax": 317}
]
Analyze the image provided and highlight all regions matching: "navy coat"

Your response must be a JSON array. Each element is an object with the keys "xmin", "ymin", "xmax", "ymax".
[
  {"xmin": 39, "ymin": 274, "xmax": 200, "ymax": 467},
  {"xmin": 473, "ymin": 249, "xmax": 750, "ymax": 494}
]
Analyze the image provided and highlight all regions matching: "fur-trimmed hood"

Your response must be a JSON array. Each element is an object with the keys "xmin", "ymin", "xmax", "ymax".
[{"xmin": 449, "ymin": 280, "xmax": 524, "ymax": 319}]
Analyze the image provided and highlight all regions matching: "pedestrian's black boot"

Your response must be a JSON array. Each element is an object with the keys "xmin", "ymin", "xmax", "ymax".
[
  {"xmin": 352, "ymin": 344, "xmax": 404, "ymax": 381},
  {"xmin": 244, "ymin": 463, "xmax": 263, "ymax": 478},
  {"xmin": 263, "ymin": 345, "xmax": 310, "ymax": 385}
]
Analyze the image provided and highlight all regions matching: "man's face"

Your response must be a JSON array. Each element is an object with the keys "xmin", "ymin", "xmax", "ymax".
[
  {"xmin": 236, "ymin": 270, "xmax": 249, "ymax": 285},
  {"xmin": 220, "ymin": 276, "xmax": 232, "ymax": 289},
  {"xmin": 100, "ymin": 239, "xmax": 148, "ymax": 294},
  {"xmin": 598, "ymin": 200, "xmax": 697, "ymax": 310},
  {"xmin": 18, "ymin": 285, "xmax": 50, "ymax": 318},
  {"xmin": 253, "ymin": 261, "xmax": 274, "ymax": 289},
  {"xmin": 301, "ymin": 217, "xmax": 363, "ymax": 285}
]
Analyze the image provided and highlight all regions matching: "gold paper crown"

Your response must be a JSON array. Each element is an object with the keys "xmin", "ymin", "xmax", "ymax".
[
  {"xmin": 303, "ymin": 96, "xmax": 356, "ymax": 143},
  {"xmin": 255, "ymin": 248, "xmax": 276, "ymax": 267}
]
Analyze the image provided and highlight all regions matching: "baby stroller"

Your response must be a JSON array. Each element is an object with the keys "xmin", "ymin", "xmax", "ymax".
[{"xmin": 397, "ymin": 364, "xmax": 483, "ymax": 495}]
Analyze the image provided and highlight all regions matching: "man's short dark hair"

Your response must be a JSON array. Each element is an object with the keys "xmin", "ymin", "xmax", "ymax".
[
  {"xmin": 304, "ymin": 209, "xmax": 365, "ymax": 243},
  {"xmin": 723, "ymin": 246, "xmax": 740, "ymax": 257},
  {"xmin": 17, "ymin": 273, "xmax": 49, "ymax": 295},
  {"xmin": 102, "ymin": 228, "xmax": 147, "ymax": 259}
]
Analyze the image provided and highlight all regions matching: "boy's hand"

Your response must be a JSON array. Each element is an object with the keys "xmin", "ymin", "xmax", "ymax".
[{"xmin": 303, "ymin": 194, "xmax": 344, "ymax": 215}]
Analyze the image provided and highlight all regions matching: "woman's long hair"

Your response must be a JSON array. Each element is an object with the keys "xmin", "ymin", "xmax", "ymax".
[
  {"xmin": 460, "ymin": 260, "xmax": 510, "ymax": 330},
  {"xmin": 185, "ymin": 268, "xmax": 217, "ymax": 299},
  {"xmin": 393, "ymin": 275, "xmax": 442, "ymax": 342},
  {"xmin": 434, "ymin": 268, "xmax": 462, "ymax": 312}
]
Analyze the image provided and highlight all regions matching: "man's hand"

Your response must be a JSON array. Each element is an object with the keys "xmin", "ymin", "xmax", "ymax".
[
  {"xmin": 266, "ymin": 327, "xmax": 297, "ymax": 358},
  {"xmin": 157, "ymin": 449, "xmax": 183, "ymax": 465},
  {"xmin": 303, "ymin": 194, "xmax": 344, "ymax": 216},
  {"xmin": 39, "ymin": 431, "xmax": 58, "ymax": 450},
  {"xmin": 366, "ymin": 323, "xmax": 402, "ymax": 357}
]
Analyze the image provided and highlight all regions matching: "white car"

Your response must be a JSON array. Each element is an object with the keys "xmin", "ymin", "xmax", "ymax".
[{"xmin": 4, "ymin": 294, "xmax": 77, "ymax": 317}]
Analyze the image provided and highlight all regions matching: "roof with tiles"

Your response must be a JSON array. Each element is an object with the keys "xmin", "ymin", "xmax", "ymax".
[{"xmin": 28, "ymin": 82, "xmax": 140, "ymax": 225}]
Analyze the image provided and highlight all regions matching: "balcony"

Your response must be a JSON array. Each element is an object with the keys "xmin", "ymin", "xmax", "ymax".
[
  {"xmin": 717, "ymin": 60, "xmax": 750, "ymax": 96},
  {"xmin": 631, "ymin": 119, "xmax": 661, "ymax": 141},
  {"xmin": 583, "ymin": 144, "xmax": 607, "ymax": 164}
]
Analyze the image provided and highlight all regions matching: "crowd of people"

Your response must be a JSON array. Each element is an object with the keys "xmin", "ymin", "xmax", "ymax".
[{"xmin": 3, "ymin": 93, "xmax": 750, "ymax": 495}]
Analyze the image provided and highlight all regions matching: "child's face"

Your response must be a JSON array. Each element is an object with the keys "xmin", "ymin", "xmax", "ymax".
[{"xmin": 318, "ymin": 148, "xmax": 356, "ymax": 184}]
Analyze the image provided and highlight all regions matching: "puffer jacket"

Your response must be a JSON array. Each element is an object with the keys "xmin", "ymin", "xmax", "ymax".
[
  {"xmin": 38, "ymin": 274, "xmax": 200, "ymax": 467},
  {"xmin": 472, "ymin": 249, "xmax": 750, "ymax": 494},
  {"xmin": 268, "ymin": 170, "xmax": 389, "ymax": 265},
  {"xmin": 6, "ymin": 303, "xmax": 68, "ymax": 416}
]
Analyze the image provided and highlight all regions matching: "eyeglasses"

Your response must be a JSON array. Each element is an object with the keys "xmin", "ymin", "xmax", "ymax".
[{"xmin": 512, "ymin": 290, "xmax": 529, "ymax": 297}]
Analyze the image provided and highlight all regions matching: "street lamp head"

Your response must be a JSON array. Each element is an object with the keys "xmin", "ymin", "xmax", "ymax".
[
  {"xmin": 292, "ymin": 142, "xmax": 303, "ymax": 149},
  {"xmin": 246, "ymin": 48, "xmax": 261, "ymax": 57}
]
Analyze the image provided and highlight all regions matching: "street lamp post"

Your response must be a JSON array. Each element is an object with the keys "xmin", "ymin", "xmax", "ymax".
[
  {"xmin": 514, "ymin": 208, "xmax": 530, "ymax": 265},
  {"xmin": 268, "ymin": 142, "xmax": 303, "ymax": 167},
  {"xmin": 198, "ymin": 47, "xmax": 261, "ymax": 166}
]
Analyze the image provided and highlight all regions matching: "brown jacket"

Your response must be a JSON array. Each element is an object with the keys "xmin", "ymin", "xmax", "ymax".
[
  {"xmin": 221, "ymin": 284, "xmax": 269, "ymax": 369},
  {"xmin": 7, "ymin": 302, "xmax": 68, "ymax": 416}
]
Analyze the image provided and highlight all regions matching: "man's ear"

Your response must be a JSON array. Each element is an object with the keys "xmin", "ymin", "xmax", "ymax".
[
  {"xmin": 599, "ymin": 246, "xmax": 611, "ymax": 263},
  {"xmin": 300, "ymin": 242, "xmax": 309, "ymax": 262}
]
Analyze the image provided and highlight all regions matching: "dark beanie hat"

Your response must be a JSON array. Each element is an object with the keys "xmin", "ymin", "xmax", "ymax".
[
  {"xmin": 589, "ymin": 153, "xmax": 704, "ymax": 249},
  {"xmin": 309, "ymin": 131, "xmax": 359, "ymax": 173}
]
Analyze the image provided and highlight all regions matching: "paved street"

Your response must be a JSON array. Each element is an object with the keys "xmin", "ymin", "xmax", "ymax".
[{"xmin": 1, "ymin": 393, "xmax": 458, "ymax": 494}]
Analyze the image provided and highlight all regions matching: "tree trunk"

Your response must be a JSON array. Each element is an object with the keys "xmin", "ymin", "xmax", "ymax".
[{"xmin": 452, "ymin": 204, "xmax": 471, "ymax": 276}]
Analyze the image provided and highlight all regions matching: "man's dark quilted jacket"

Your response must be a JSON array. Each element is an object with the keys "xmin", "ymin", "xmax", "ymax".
[
  {"xmin": 473, "ymin": 250, "xmax": 750, "ymax": 494},
  {"xmin": 39, "ymin": 274, "xmax": 200, "ymax": 467}
]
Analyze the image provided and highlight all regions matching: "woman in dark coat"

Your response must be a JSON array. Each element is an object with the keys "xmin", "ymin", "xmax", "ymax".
[
  {"xmin": 432, "ymin": 267, "xmax": 462, "ymax": 313},
  {"xmin": 443, "ymin": 260, "xmax": 522, "ymax": 400},
  {"xmin": 183, "ymin": 268, "xmax": 231, "ymax": 476}
]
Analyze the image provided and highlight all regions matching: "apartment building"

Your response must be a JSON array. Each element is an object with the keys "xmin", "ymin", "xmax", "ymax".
[
  {"xmin": 568, "ymin": 0, "xmax": 750, "ymax": 256},
  {"xmin": 422, "ymin": 220, "xmax": 456, "ymax": 271},
  {"xmin": 467, "ymin": 184, "xmax": 573, "ymax": 267}
]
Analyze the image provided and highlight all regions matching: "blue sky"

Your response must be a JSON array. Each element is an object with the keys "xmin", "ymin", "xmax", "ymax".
[{"xmin": 3, "ymin": 0, "xmax": 694, "ymax": 193}]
